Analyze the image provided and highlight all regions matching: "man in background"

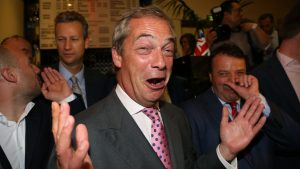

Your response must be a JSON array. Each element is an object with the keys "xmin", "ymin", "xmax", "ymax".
[
  {"xmin": 252, "ymin": 4, "xmax": 300, "ymax": 169},
  {"xmin": 180, "ymin": 43, "xmax": 280, "ymax": 169},
  {"xmin": 258, "ymin": 13, "xmax": 279, "ymax": 58},
  {"xmin": 54, "ymin": 11, "xmax": 115, "ymax": 108}
]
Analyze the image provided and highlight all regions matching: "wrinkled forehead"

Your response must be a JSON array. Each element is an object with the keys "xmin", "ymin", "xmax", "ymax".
[{"xmin": 130, "ymin": 16, "xmax": 174, "ymax": 34}]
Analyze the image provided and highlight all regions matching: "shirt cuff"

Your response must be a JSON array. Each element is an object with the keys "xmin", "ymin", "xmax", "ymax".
[
  {"xmin": 59, "ymin": 94, "xmax": 76, "ymax": 104},
  {"xmin": 216, "ymin": 145, "xmax": 237, "ymax": 169},
  {"xmin": 258, "ymin": 94, "xmax": 271, "ymax": 117}
]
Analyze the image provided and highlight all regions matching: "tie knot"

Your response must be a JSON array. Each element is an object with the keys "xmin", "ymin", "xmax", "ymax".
[
  {"xmin": 229, "ymin": 102, "xmax": 237, "ymax": 109},
  {"xmin": 142, "ymin": 107, "xmax": 159, "ymax": 121},
  {"xmin": 71, "ymin": 76, "xmax": 78, "ymax": 83},
  {"xmin": 70, "ymin": 76, "xmax": 82, "ymax": 95},
  {"xmin": 228, "ymin": 102, "xmax": 238, "ymax": 119}
]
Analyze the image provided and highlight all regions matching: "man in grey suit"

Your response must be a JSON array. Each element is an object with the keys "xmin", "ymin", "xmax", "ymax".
[{"xmin": 50, "ymin": 6, "xmax": 267, "ymax": 169}]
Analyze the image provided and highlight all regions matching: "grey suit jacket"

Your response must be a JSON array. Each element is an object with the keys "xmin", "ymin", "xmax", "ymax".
[{"xmin": 73, "ymin": 91, "xmax": 225, "ymax": 169}]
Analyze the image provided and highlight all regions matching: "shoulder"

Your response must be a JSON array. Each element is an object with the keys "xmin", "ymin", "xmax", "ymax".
[
  {"xmin": 84, "ymin": 68, "xmax": 116, "ymax": 83},
  {"xmin": 180, "ymin": 89, "xmax": 211, "ymax": 111},
  {"xmin": 74, "ymin": 91, "xmax": 120, "ymax": 126},
  {"xmin": 251, "ymin": 55, "xmax": 279, "ymax": 77}
]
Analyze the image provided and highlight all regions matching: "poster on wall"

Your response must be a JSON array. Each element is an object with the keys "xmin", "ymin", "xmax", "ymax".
[{"xmin": 39, "ymin": 0, "xmax": 139, "ymax": 49}]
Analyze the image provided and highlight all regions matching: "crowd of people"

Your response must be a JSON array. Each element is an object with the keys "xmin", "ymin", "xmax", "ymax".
[{"xmin": 0, "ymin": 1, "xmax": 299, "ymax": 169}]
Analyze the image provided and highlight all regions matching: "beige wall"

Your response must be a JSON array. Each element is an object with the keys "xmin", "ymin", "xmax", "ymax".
[{"xmin": 0, "ymin": 0, "xmax": 24, "ymax": 42}]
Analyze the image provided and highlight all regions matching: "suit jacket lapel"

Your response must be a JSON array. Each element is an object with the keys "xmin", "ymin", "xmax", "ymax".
[
  {"xmin": 25, "ymin": 105, "xmax": 41, "ymax": 169},
  {"xmin": 83, "ymin": 69, "xmax": 93, "ymax": 107},
  {"xmin": 268, "ymin": 56, "xmax": 300, "ymax": 118},
  {"xmin": 160, "ymin": 102, "xmax": 181, "ymax": 169},
  {"xmin": 96, "ymin": 92, "xmax": 165, "ymax": 169},
  {"xmin": 0, "ymin": 146, "xmax": 12, "ymax": 169},
  {"xmin": 202, "ymin": 89, "xmax": 223, "ymax": 127}
]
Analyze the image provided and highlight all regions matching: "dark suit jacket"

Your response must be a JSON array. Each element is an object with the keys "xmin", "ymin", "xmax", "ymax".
[
  {"xmin": 0, "ymin": 95, "xmax": 85, "ymax": 169},
  {"xmin": 53, "ymin": 63, "xmax": 116, "ymax": 107},
  {"xmin": 252, "ymin": 54, "xmax": 300, "ymax": 169},
  {"xmin": 73, "ymin": 91, "xmax": 225, "ymax": 169},
  {"xmin": 180, "ymin": 89, "xmax": 275, "ymax": 169}
]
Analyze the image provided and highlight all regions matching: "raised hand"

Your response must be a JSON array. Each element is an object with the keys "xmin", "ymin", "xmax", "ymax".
[
  {"xmin": 52, "ymin": 102, "xmax": 93, "ymax": 169},
  {"xmin": 41, "ymin": 67, "xmax": 72, "ymax": 102},
  {"xmin": 219, "ymin": 96, "xmax": 266, "ymax": 161},
  {"xmin": 224, "ymin": 74, "xmax": 260, "ymax": 100}
]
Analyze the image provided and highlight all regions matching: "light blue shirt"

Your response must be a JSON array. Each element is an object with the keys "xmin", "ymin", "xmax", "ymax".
[
  {"xmin": 214, "ymin": 89, "xmax": 271, "ymax": 119},
  {"xmin": 59, "ymin": 62, "xmax": 87, "ymax": 108}
]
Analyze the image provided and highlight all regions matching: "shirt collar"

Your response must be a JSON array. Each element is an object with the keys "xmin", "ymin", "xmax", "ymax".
[
  {"xmin": 277, "ymin": 50, "xmax": 299, "ymax": 67},
  {"xmin": 211, "ymin": 88, "xmax": 241, "ymax": 106},
  {"xmin": 115, "ymin": 85, "xmax": 160, "ymax": 116},
  {"xmin": 59, "ymin": 61, "xmax": 84, "ymax": 83},
  {"xmin": 0, "ymin": 102, "xmax": 35, "ymax": 126}
]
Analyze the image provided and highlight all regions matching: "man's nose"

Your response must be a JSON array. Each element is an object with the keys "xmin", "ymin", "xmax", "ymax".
[{"xmin": 152, "ymin": 49, "xmax": 166, "ymax": 69}]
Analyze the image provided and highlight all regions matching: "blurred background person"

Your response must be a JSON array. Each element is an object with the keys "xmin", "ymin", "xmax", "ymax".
[
  {"xmin": 179, "ymin": 33, "xmax": 196, "ymax": 57},
  {"xmin": 206, "ymin": 0, "xmax": 270, "ymax": 69},
  {"xmin": 258, "ymin": 13, "xmax": 279, "ymax": 59}
]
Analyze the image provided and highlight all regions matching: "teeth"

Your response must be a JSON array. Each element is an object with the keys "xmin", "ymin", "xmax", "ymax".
[{"xmin": 148, "ymin": 78, "xmax": 164, "ymax": 84}]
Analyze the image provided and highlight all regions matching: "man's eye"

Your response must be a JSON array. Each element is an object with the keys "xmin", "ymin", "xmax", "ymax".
[
  {"xmin": 162, "ymin": 49, "xmax": 174, "ymax": 57},
  {"xmin": 219, "ymin": 72, "xmax": 228, "ymax": 76},
  {"xmin": 57, "ymin": 38, "xmax": 64, "ymax": 42},
  {"xmin": 237, "ymin": 72, "xmax": 246, "ymax": 76},
  {"xmin": 136, "ymin": 47, "xmax": 152, "ymax": 54}
]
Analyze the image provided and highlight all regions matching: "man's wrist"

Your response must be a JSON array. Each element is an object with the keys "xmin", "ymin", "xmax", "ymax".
[{"xmin": 219, "ymin": 143, "xmax": 236, "ymax": 161}]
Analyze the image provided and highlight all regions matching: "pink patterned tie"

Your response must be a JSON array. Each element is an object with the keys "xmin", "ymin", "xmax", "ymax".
[{"xmin": 143, "ymin": 107, "xmax": 172, "ymax": 169}]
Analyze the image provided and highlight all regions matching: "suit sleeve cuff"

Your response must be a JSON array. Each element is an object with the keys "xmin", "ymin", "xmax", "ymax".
[{"xmin": 216, "ymin": 144, "xmax": 238, "ymax": 169}]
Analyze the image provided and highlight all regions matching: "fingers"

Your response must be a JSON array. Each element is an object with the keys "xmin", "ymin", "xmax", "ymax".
[
  {"xmin": 249, "ymin": 103, "xmax": 265, "ymax": 126},
  {"xmin": 236, "ymin": 96, "xmax": 265, "ymax": 131},
  {"xmin": 252, "ymin": 116, "xmax": 267, "ymax": 134},
  {"xmin": 71, "ymin": 124, "xmax": 90, "ymax": 168},
  {"xmin": 237, "ymin": 96, "xmax": 256, "ymax": 117},
  {"xmin": 57, "ymin": 102, "xmax": 71, "ymax": 140},
  {"xmin": 243, "ymin": 97, "xmax": 261, "ymax": 120},
  {"xmin": 52, "ymin": 102, "xmax": 60, "ymax": 142},
  {"xmin": 56, "ymin": 116, "xmax": 75, "ymax": 155},
  {"xmin": 41, "ymin": 67, "xmax": 63, "ymax": 87},
  {"xmin": 221, "ymin": 106, "xmax": 230, "ymax": 127},
  {"xmin": 44, "ymin": 67, "xmax": 60, "ymax": 82}
]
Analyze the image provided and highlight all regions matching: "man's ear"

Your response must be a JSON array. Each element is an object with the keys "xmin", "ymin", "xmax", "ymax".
[
  {"xmin": 84, "ymin": 37, "xmax": 90, "ymax": 49},
  {"xmin": 209, "ymin": 73, "xmax": 212, "ymax": 82},
  {"xmin": 0, "ymin": 68, "xmax": 17, "ymax": 83},
  {"xmin": 111, "ymin": 47, "xmax": 122, "ymax": 68}
]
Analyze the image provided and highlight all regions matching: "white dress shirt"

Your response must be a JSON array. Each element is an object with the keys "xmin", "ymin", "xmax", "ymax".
[
  {"xmin": 115, "ymin": 85, "xmax": 236, "ymax": 169},
  {"xmin": 0, "ymin": 102, "xmax": 35, "ymax": 169}
]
